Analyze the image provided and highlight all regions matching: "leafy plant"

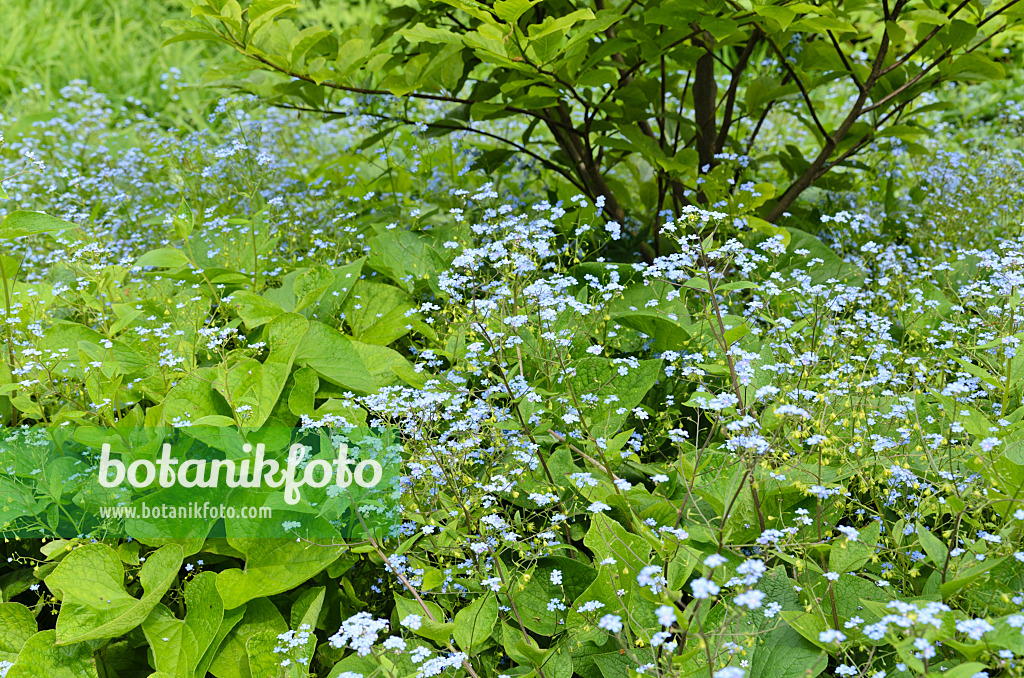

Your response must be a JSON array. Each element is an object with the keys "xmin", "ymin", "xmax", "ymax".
[
  {"xmin": 172, "ymin": 0, "xmax": 1024, "ymax": 253},
  {"xmin": 4, "ymin": 36, "xmax": 1024, "ymax": 678}
]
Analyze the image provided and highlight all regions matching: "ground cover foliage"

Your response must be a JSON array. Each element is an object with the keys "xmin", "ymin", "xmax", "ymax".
[{"xmin": 2, "ymin": 2, "xmax": 1024, "ymax": 678}]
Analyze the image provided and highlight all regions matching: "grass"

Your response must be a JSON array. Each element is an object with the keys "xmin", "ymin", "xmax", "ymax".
[{"xmin": 0, "ymin": 0, "xmax": 218, "ymax": 124}]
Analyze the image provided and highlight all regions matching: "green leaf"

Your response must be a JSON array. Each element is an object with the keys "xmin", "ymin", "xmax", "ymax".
[
  {"xmin": 4, "ymin": 630, "xmax": 99, "ymax": 678},
  {"xmin": 827, "ymin": 574, "xmax": 890, "ymax": 620},
  {"xmin": 746, "ymin": 217, "xmax": 791, "ymax": 247},
  {"xmin": 771, "ymin": 228, "xmax": 863, "ymax": 286},
  {"xmin": 248, "ymin": 0, "xmax": 299, "ymax": 37},
  {"xmin": 942, "ymin": 19, "xmax": 976, "ymax": 50},
  {"xmin": 593, "ymin": 650, "xmax": 640, "ymax": 678},
  {"xmin": 242, "ymin": 588, "xmax": 324, "ymax": 678},
  {"xmin": 394, "ymin": 594, "xmax": 453, "ymax": 644},
  {"xmin": 245, "ymin": 627, "xmax": 294, "ymax": 678},
  {"xmin": 584, "ymin": 513, "xmax": 652, "ymax": 579},
  {"xmin": 454, "ymin": 593, "xmax": 497, "ymax": 652},
  {"xmin": 493, "ymin": 0, "xmax": 539, "ymax": 22},
  {"xmin": 0, "ymin": 603, "xmax": 36, "ymax": 662},
  {"xmin": 790, "ymin": 15, "xmax": 856, "ymax": 34},
  {"xmin": 701, "ymin": 17, "xmax": 738, "ymax": 40},
  {"xmin": 45, "ymin": 543, "xmax": 183, "ymax": 645},
  {"xmin": 212, "ymin": 312, "xmax": 308, "ymax": 427},
  {"xmin": 142, "ymin": 572, "xmax": 225, "ymax": 678},
  {"xmin": 570, "ymin": 357, "xmax": 662, "ymax": 437},
  {"xmin": 948, "ymin": 53, "xmax": 1004, "ymax": 80},
  {"xmin": 916, "ymin": 523, "xmax": 949, "ymax": 568},
  {"xmin": 748, "ymin": 568, "xmax": 827, "ymax": 678},
  {"xmin": 885, "ymin": 19, "xmax": 907, "ymax": 44},
  {"xmin": 608, "ymin": 281, "xmax": 692, "ymax": 351},
  {"xmin": 215, "ymin": 539, "xmax": 345, "ymax": 609},
  {"xmin": 310, "ymin": 258, "xmax": 365, "ymax": 325},
  {"xmin": 779, "ymin": 610, "xmax": 829, "ymax": 650},
  {"xmin": 162, "ymin": 29, "xmax": 236, "ymax": 48},
  {"xmin": 366, "ymin": 230, "xmax": 450, "ymax": 293},
  {"xmin": 173, "ymin": 199, "xmax": 195, "ymax": 240},
  {"xmin": 293, "ymin": 265, "xmax": 335, "ymax": 312},
  {"xmin": 754, "ymin": 4, "xmax": 796, "ymax": 30},
  {"xmin": 289, "ymin": 27, "xmax": 331, "ymax": 65},
  {"xmin": 342, "ymin": 280, "xmax": 417, "ymax": 345},
  {"xmin": 287, "ymin": 366, "xmax": 320, "ymax": 418},
  {"xmin": 136, "ymin": 248, "xmax": 193, "ymax": 269},
  {"xmin": 436, "ymin": 0, "xmax": 499, "ymax": 25},
  {"xmin": 940, "ymin": 557, "xmax": 1006, "ymax": 600},
  {"xmin": 0, "ymin": 211, "xmax": 77, "ymax": 239},
  {"xmin": 528, "ymin": 9, "xmax": 595, "ymax": 39},
  {"xmin": 927, "ymin": 664, "xmax": 988, "ymax": 678},
  {"xmin": 196, "ymin": 607, "xmax": 245, "ymax": 678},
  {"xmin": 295, "ymin": 321, "xmax": 415, "ymax": 393},
  {"xmin": 399, "ymin": 24, "xmax": 462, "ymax": 45},
  {"xmin": 288, "ymin": 586, "xmax": 326, "ymax": 673},
  {"xmin": 512, "ymin": 556, "xmax": 597, "ymax": 635},
  {"xmin": 162, "ymin": 368, "xmax": 230, "ymax": 426},
  {"xmin": 828, "ymin": 521, "xmax": 880, "ymax": 574},
  {"xmin": 208, "ymin": 599, "xmax": 287, "ymax": 678},
  {"xmin": 227, "ymin": 291, "xmax": 284, "ymax": 329}
]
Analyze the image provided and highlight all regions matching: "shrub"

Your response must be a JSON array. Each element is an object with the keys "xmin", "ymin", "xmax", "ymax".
[{"xmin": 171, "ymin": 0, "xmax": 1024, "ymax": 252}]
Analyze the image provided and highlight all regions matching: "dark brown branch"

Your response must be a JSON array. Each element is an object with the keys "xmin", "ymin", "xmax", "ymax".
[
  {"xmin": 541, "ymin": 104, "xmax": 627, "ymax": 222},
  {"xmin": 240, "ymin": 49, "xmax": 587, "ymax": 137},
  {"xmin": 716, "ymin": 28, "xmax": 763, "ymax": 151},
  {"xmin": 866, "ymin": 0, "xmax": 1021, "ymax": 114},
  {"xmin": 764, "ymin": 34, "xmax": 830, "ymax": 142},
  {"xmin": 275, "ymin": 102, "xmax": 589, "ymax": 196},
  {"xmin": 827, "ymin": 30, "xmax": 863, "ymax": 91},
  {"xmin": 766, "ymin": 32, "xmax": 891, "ymax": 221},
  {"xmin": 880, "ymin": 0, "xmax": 973, "ymax": 77},
  {"xmin": 693, "ymin": 32, "xmax": 718, "ymax": 172}
]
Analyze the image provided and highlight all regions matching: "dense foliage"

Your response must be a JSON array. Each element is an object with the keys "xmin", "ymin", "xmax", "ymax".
[
  {"xmin": 2, "ymin": 2, "xmax": 1024, "ymax": 677},
  {"xmin": 172, "ymin": 0, "xmax": 1024, "ymax": 254}
]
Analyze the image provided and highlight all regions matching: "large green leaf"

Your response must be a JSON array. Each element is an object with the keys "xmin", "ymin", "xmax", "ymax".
[
  {"xmin": 569, "ymin": 357, "xmax": 662, "ymax": 437},
  {"xmin": 342, "ymin": 280, "xmax": 417, "ymax": 345},
  {"xmin": 5, "ymin": 630, "xmax": 99, "ymax": 678},
  {"xmin": 215, "ymin": 539, "xmax": 345, "ymax": 609},
  {"xmin": 293, "ymin": 265, "xmax": 335, "ymax": 312},
  {"xmin": 294, "ymin": 321, "xmax": 416, "ymax": 393},
  {"xmin": 135, "ymin": 248, "xmax": 192, "ymax": 269},
  {"xmin": 512, "ymin": 556, "xmax": 597, "ymax": 636},
  {"xmin": 493, "ymin": 0, "xmax": 539, "ymax": 22},
  {"xmin": 197, "ymin": 607, "xmax": 246, "ymax": 678},
  {"xmin": 288, "ymin": 586, "xmax": 325, "ymax": 673},
  {"xmin": 209, "ymin": 599, "xmax": 287, "ymax": 678},
  {"xmin": 0, "ymin": 603, "xmax": 36, "ymax": 662},
  {"xmin": 771, "ymin": 228, "xmax": 863, "ymax": 286},
  {"xmin": 747, "ymin": 567, "xmax": 827, "ymax": 678},
  {"xmin": 45, "ymin": 543, "xmax": 183, "ymax": 645},
  {"xmin": 246, "ymin": 587, "xmax": 324, "ymax": 678},
  {"xmin": 0, "ymin": 211, "xmax": 77, "ymax": 239},
  {"xmin": 162, "ymin": 368, "xmax": 230, "ymax": 426},
  {"xmin": 608, "ymin": 280, "xmax": 692, "ymax": 351},
  {"xmin": 366, "ymin": 230, "xmax": 451, "ymax": 293},
  {"xmin": 454, "ymin": 593, "xmax": 498, "ymax": 652},
  {"xmin": 584, "ymin": 514, "xmax": 652, "ymax": 579},
  {"xmin": 228, "ymin": 291, "xmax": 285, "ymax": 329},
  {"xmin": 828, "ymin": 521, "xmax": 880, "ymax": 574},
  {"xmin": 212, "ymin": 313, "xmax": 308, "ymax": 427},
  {"xmin": 141, "ymin": 572, "xmax": 224, "ymax": 678},
  {"xmin": 394, "ymin": 594, "xmax": 453, "ymax": 645}
]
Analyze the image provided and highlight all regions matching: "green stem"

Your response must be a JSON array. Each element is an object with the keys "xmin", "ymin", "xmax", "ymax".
[{"xmin": 0, "ymin": 259, "xmax": 19, "ymax": 424}]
